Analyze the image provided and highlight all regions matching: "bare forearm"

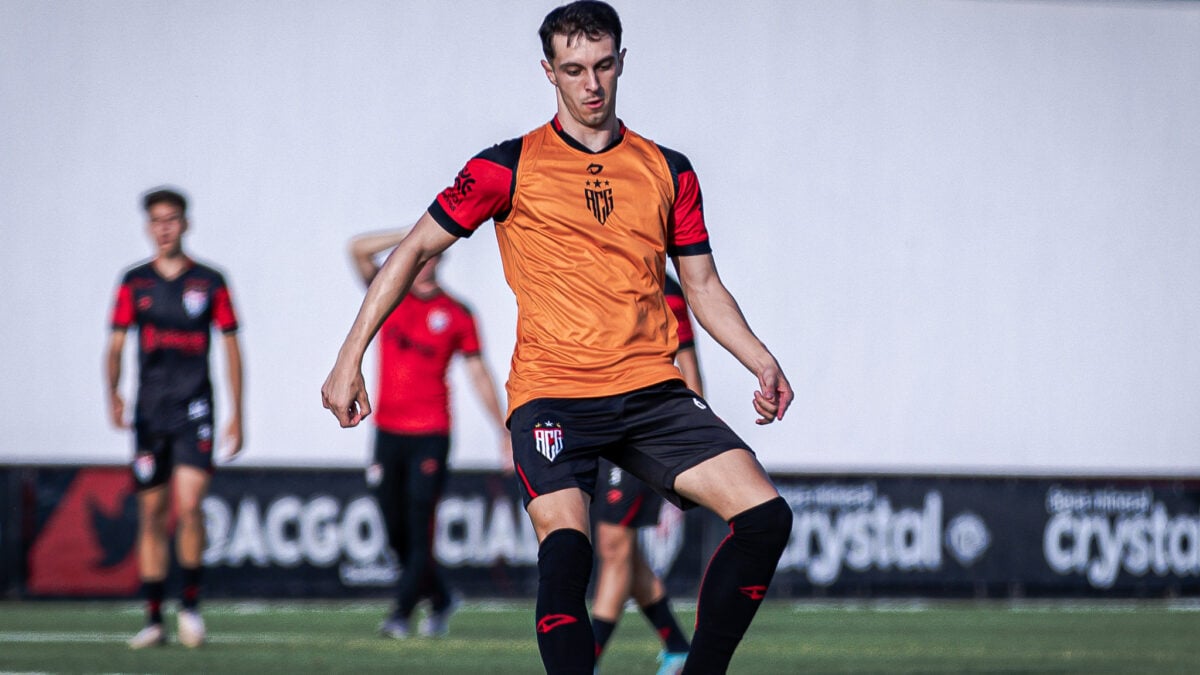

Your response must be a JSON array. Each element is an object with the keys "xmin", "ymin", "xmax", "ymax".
[
  {"xmin": 348, "ymin": 229, "xmax": 411, "ymax": 286},
  {"xmin": 685, "ymin": 281, "xmax": 779, "ymax": 376},
  {"xmin": 224, "ymin": 335, "xmax": 244, "ymax": 420},
  {"xmin": 466, "ymin": 356, "xmax": 507, "ymax": 430}
]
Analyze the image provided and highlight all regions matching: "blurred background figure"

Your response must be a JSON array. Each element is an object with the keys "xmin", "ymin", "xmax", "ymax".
[
  {"xmin": 348, "ymin": 228, "xmax": 511, "ymax": 639},
  {"xmin": 592, "ymin": 274, "xmax": 701, "ymax": 675},
  {"xmin": 105, "ymin": 187, "xmax": 244, "ymax": 648}
]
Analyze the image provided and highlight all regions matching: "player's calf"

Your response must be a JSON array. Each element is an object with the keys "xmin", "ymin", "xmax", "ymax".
[
  {"xmin": 684, "ymin": 496, "xmax": 793, "ymax": 674},
  {"xmin": 535, "ymin": 528, "xmax": 595, "ymax": 673}
]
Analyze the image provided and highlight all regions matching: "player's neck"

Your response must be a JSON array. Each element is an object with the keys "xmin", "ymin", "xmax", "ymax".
[
  {"xmin": 410, "ymin": 280, "xmax": 439, "ymax": 299},
  {"xmin": 152, "ymin": 252, "xmax": 189, "ymax": 280},
  {"xmin": 555, "ymin": 111, "xmax": 620, "ymax": 153}
]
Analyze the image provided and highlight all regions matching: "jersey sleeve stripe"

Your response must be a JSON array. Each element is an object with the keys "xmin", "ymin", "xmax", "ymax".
[
  {"xmin": 111, "ymin": 283, "xmax": 135, "ymax": 328},
  {"xmin": 429, "ymin": 199, "xmax": 475, "ymax": 238}
]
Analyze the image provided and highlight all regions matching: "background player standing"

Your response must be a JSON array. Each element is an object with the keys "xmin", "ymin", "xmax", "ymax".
[
  {"xmin": 105, "ymin": 187, "xmax": 244, "ymax": 649},
  {"xmin": 322, "ymin": 2, "xmax": 794, "ymax": 672},
  {"xmin": 592, "ymin": 274, "xmax": 699, "ymax": 675},
  {"xmin": 349, "ymin": 228, "xmax": 511, "ymax": 639}
]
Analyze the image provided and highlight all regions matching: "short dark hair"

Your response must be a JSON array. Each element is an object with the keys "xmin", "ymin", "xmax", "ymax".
[
  {"xmin": 539, "ymin": 1, "xmax": 622, "ymax": 61},
  {"xmin": 142, "ymin": 187, "xmax": 188, "ymax": 215}
]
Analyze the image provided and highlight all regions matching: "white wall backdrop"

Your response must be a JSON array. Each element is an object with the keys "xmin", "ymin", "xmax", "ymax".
[{"xmin": 2, "ymin": 0, "xmax": 1197, "ymax": 474}]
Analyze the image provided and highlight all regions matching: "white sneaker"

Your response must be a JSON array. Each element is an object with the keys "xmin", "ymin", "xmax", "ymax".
[
  {"xmin": 128, "ymin": 623, "xmax": 166, "ymax": 649},
  {"xmin": 177, "ymin": 610, "xmax": 206, "ymax": 648},
  {"xmin": 379, "ymin": 616, "xmax": 411, "ymax": 639},
  {"xmin": 419, "ymin": 594, "xmax": 462, "ymax": 638}
]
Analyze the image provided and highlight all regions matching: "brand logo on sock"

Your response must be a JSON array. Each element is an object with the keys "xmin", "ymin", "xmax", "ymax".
[
  {"xmin": 536, "ymin": 613, "xmax": 579, "ymax": 633},
  {"xmin": 739, "ymin": 585, "xmax": 767, "ymax": 600}
]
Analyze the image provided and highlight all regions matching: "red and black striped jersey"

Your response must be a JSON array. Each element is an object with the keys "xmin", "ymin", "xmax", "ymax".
[
  {"xmin": 428, "ymin": 118, "xmax": 711, "ymax": 414},
  {"xmin": 373, "ymin": 291, "xmax": 481, "ymax": 435},
  {"xmin": 110, "ymin": 259, "xmax": 238, "ymax": 431}
]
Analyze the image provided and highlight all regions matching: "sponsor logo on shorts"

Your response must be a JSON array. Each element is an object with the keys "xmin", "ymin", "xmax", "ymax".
[
  {"xmin": 421, "ymin": 458, "xmax": 440, "ymax": 475},
  {"xmin": 188, "ymin": 399, "xmax": 210, "ymax": 421},
  {"xmin": 197, "ymin": 424, "xmax": 212, "ymax": 441},
  {"xmin": 693, "ymin": 398, "xmax": 707, "ymax": 410},
  {"xmin": 533, "ymin": 421, "xmax": 564, "ymax": 462},
  {"xmin": 607, "ymin": 489, "xmax": 623, "ymax": 505},
  {"xmin": 182, "ymin": 287, "xmax": 208, "ymax": 318},
  {"xmin": 134, "ymin": 453, "xmax": 156, "ymax": 484}
]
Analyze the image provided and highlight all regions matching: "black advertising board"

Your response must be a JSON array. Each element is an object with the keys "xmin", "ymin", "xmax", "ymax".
[{"xmin": 15, "ymin": 466, "xmax": 1200, "ymax": 599}]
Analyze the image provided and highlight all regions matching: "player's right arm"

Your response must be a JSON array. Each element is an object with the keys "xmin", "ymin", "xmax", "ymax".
[
  {"xmin": 105, "ymin": 329, "xmax": 129, "ymax": 428},
  {"xmin": 322, "ymin": 214, "xmax": 459, "ymax": 427},
  {"xmin": 348, "ymin": 229, "xmax": 411, "ymax": 287}
]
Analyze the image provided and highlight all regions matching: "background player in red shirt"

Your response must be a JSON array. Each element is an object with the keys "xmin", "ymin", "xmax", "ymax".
[
  {"xmin": 592, "ymin": 274, "xmax": 699, "ymax": 674},
  {"xmin": 349, "ymin": 228, "xmax": 510, "ymax": 639},
  {"xmin": 106, "ymin": 187, "xmax": 244, "ymax": 649}
]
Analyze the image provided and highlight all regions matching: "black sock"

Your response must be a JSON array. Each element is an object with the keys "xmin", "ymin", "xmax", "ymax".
[
  {"xmin": 143, "ymin": 580, "xmax": 165, "ymax": 625},
  {"xmin": 641, "ymin": 596, "xmax": 690, "ymax": 653},
  {"xmin": 181, "ymin": 566, "xmax": 203, "ymax": 611},
  {"xmin": 535, "ymin": 529, "xmax": 595, "ymax": 674},
  {"xmin": 592, "ymin": 617, "xmax": 617, "ymax": 660},
  {"xmin": 684, "ymin": 497, "xmax": 792, "ymax": 675}
]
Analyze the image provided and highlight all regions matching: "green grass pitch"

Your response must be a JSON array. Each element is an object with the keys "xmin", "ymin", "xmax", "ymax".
[{"xmin": 0, "ymin": 599, "xmax": 1197, "ymax": 673}]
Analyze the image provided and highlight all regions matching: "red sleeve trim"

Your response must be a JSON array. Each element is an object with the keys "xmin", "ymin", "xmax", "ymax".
[
  {"xmin": 110, "ymin": 284, "xmax": 135, "ymax": 328},
  {"xmin": 669, "ymin": 169, "xmax": 710, "ymax": 253},
  {"xmin": 432, "ymin": 157, "xmax": 514, "ymax": 234},
  {"xmin": 212, "ymin": 286, "xmax": 239, "ymax": 333}
]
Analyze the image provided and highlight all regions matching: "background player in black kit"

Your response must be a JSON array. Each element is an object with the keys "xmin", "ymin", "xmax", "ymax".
[
  {"xmin": 592, "ymin": 274, "xmax": 700, "ymax": 675},
  {"xmin": 106, "ymin": 187, "xmax": 244, "ymax": 649}
]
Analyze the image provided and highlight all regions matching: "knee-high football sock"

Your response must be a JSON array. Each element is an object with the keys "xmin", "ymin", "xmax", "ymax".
[
  {"xmin": 684, "ymin": 497, "xmax": 793, "ymax": 674},
  {"xmin": 143, "ymin": 580, "xmax": 165, "ymax": 625},
  {"xmin": 535, "ymin": 529, "xmax": 595, "ymax": 674},
  {"xmin": 592, "ymin": 617, "xmax": 617, "ymax": 661},
  {"xmin": 641, "ymin": 596, "xmax": 690, "ymax": 653},
  {"xmin": 181, "ymin": 566, "xmax": 203, "ymax": 611}
]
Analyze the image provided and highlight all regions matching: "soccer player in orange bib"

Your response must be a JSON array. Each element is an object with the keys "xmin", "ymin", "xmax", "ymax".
[{"xmin": 322, "ymin": 3, "xmax": 793, "ymax": 672}]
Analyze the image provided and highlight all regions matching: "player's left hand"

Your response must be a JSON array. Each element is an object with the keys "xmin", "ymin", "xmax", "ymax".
[
  {"xmin": 753, "ymin": 365, "xmax": 793, "ymax": 425},
  {"xmin": 222, "ymin": 416, "xmax": 244, "ymax": 460}
]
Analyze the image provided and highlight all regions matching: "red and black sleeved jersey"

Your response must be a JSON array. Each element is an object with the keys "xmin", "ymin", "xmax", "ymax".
[
  {"xmin": 663, "ymin": 274, "xmax": 696, "ymax": 350},
  {"xmin": 373, "ymin": 290, "xmax": 481, "ymax": 435},
  {"xmin": 110, "ymin": 259, "xmax": 238, "ymax": 432},
  {"xmin": 427, "ymin": 118, "xmax": 713, "ymax": 414}
]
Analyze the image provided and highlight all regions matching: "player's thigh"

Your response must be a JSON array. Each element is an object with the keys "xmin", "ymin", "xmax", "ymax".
[
  {"xmin": 526, "ymin": 487, "xmax": 592, "ymax": 543},
  {"xmin": 673, "ymin": 449, "xmax": 779, "ymax": 521},
  {"xmin": 171, "ymin": 464, "xmax": 211, "ymax": 516},
  {"xmin": 595, "ymin": 520, "xmax": 636, "ymax": 562}
]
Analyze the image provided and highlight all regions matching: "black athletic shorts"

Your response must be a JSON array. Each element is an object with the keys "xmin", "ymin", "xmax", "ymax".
[
  {"xmin": 510, "ymin": 380, "xmax": 749, "ymax": 510},
  {"xmin": 596, "ymin": 458, "xmax": 662, "ymax": 528},
  {"xmin": 131, "ymin": 402, "xmax": 216, "ymax": 491}
]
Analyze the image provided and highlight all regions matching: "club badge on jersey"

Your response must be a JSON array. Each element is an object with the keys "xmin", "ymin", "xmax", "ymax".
[
  {"xmin": 533, "ymin": 421, "xmax": 564, "ymax": 462},
  {"xmin": 182, "ymin": 286, "xmax": 208, "ymax": 318}
]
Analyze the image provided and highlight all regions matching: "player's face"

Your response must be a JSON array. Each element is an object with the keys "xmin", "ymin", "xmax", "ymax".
[
  {"xmin": 146, "ymin": 203, "xmax": 187, "ymax": 257},
  {"xmin": 542, "ymin": 33, "xmax": 625, "ymax": 130}
]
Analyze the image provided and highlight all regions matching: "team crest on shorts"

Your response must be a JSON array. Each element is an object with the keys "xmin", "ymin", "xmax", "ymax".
[
  {"xmin": 533, "ymin": 421, "xmax": 564, "ymax": 462},
  {"xmin": 182, "ymin": 286, "xmax": 208, "ymax": 318},
  {"xmin": 134, "ymin": 453, "xmax": 156, "ymax": 484}
]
